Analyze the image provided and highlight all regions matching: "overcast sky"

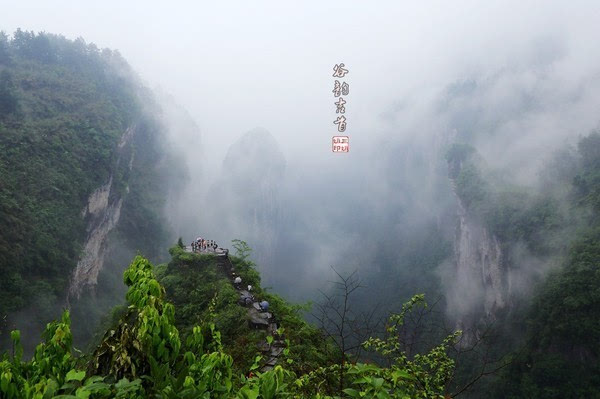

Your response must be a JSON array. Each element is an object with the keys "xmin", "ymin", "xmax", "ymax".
[{"xmin": 4, "ymin": 0, "xmax": 600, "ymax": 171}]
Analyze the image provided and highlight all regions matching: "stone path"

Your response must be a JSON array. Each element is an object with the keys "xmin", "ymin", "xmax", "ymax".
[{"xmin": 184, "ymin": 246, "xmax": 285, "ymax": 372}]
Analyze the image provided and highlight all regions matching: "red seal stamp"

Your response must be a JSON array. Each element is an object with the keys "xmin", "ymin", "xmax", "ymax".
[{"xmin": 332, "ymin": 136, "xmax": 349, "ymax": 153}]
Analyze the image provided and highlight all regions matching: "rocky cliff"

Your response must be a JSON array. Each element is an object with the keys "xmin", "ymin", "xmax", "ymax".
[
  {"xmin": 450, "ymin": 187, "xmax": 507, "ymax": 336},
  {"xmin": 68, "ymin": 125, "xmax": 136, "ymax": 299},
  {"xmin": 446, "ymin": 149, "xmax": 508, "ymax": 341}
]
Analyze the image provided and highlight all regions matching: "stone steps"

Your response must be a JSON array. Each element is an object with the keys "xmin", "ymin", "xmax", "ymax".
[{"xmin": 208, "ymin": 248, "xmax": 286, "ymax": 373}]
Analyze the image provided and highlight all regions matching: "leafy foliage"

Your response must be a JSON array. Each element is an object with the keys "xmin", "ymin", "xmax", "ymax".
[
  {"xmin": 0, "ymin": 252, "xmax": 458, "ymax": 398},
  {"xmin": 232, "ymin": 239, "xmax": 253, "ymax": 261},
  {"xmin": 362, "ymin": 295, "xmax": 460, "ymax": 398}
]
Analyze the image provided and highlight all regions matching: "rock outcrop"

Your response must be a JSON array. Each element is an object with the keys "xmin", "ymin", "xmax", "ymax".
[
  {"xmin": 450, "ymin": 192, "xmax": 506, "ymax": 335},
  {"xmin": 68, "ymin": 125, "xmax": 136, "ymax": 300},
  {"xmin": 446, "ymin": 154, "xmax": 507, "ymax": 342}
]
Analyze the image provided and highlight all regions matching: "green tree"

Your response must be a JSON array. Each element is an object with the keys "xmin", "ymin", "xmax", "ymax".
[
  {"xmin": 0, "ymin": 70, "xmax": 18, "ymax": 116},
  {"xmin": 0, "ymin": 31, "xmax": 10, "ymax": 64},
  {"xmin": 0, "ymin": 254, "xmax": 462, "ymax": 398},
  {"xmin": 232, "ymin": 239, "xmax": 252, "ymax": 261}
]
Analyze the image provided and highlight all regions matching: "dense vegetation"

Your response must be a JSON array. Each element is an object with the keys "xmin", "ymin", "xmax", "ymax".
[
  {"xmin": 156, "ymin": 246, "xmax": 335, "ymax": 376},
  {"xmin": 0, "ymin": 250, "xmax": 461, "ymax": 398},
  {"xmin": 445, "ymin": 134, "xmax": 600, "ymax": 397},
  {"xmin": 0, "ymin": 29, "xmax": 133, "ymax": 316},
  {"xmin": 493, "ymin": 133, "xmax": 600, "ymax": 398},
  {"xmin": 447, "ymin": 142, "xmax": 562, "ymax": 255},
  {"xmin": 0, "ymin": 30, "xmax": 181, "ymax": 348}
]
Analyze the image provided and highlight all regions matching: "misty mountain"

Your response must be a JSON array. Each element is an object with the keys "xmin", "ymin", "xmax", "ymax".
[
  {"xmin": 3, "ymin": 2, "xmax": 600, "ymax": 395},
  {"xmin": 203, "ymin": 127, "xmax": 285, "ymax": 274},
  {"xmin": 0, "ymin": 31, "xmax": 187, "ymax": 350}
]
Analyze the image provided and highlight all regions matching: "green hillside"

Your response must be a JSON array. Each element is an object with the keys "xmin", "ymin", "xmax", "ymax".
[
  {"xmin": 492, "ymin": 133, "xmax": 600, "ymax": 398},
  {"xmin": 156, "ymin": 246, "xmax": 335, "ymax": 376},
  {"xmin": 0, "ymin": 30, "xmax": 182, "ymax": 347},
  {"xmin": 441, "ymin": 133, "xmax": 600, "ymax": 398},
  {"xmin": 0, "ymin": 247, "xmax": 460, "ymax": 398}
]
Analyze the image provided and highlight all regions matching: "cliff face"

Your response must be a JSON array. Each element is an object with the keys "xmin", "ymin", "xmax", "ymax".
[
  {"xmin": 450, "ymin": 190, "xmax": 506, "ymax": 334},
  {"xmin": 446, "ymin": 154, "xmax": 508, "ymax": 340},
  {"xmin": 69, "ymin": 180, "xmax": 123, "ymax": 299},
  {"xmin": 68, "ymin": 125, "xmax": 136, "ymax": 299}
]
